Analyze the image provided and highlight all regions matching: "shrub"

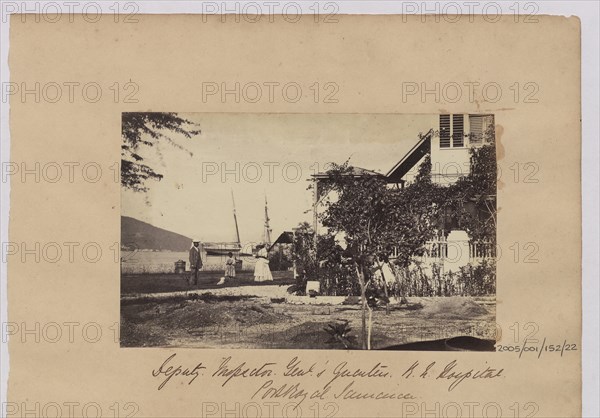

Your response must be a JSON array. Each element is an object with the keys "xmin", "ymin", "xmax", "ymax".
[{"xmin": 457, "ymin": 259, "xmax": 496, "ymax": 296}]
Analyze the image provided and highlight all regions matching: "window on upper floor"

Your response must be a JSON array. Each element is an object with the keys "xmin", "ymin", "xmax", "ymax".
[
  {"xmin": 440, "ymin": 114, "xmax": 466, "ymax": 148},
  {"xmin": 440, "ymin": 114, "xmax": 495, "ymax": 148}
]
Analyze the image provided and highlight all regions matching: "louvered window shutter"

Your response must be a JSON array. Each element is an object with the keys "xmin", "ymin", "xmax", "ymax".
[
  {"xmin": 440, "ymin": 114, "xmax": 451, "ymax": 148},
  {"xmin": 469, "ymin": 115, "xmax": 484, "ymax": 144},
  {"xmin": 452, "ymin": 114, "xmax": 464, "ymax": 147}
]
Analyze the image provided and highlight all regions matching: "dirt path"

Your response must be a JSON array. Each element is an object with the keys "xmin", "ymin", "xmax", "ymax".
[
  {"xmin": 122, "ymin": 284, "xmax": 292, "ymax": 302},
  {"xmin": 121, "ymin": 271, "xmax": 294, "ymax": 295}
]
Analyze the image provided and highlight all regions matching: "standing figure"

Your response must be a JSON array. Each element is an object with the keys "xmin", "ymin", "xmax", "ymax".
[
  {"xmin": 224, "ymin": 252, "xmax": 236, "ymax": 282},
  {"xmin": 253, "ymin": 244, "xmax": 273, "ymax": 282},
  {"xmin": 189, "ymin": 239, "xmax": 203, "ymax": 286}
]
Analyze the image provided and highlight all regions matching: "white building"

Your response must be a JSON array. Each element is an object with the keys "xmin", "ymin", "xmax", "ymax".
[
  {"xmin": 309, "ymin": 114, "xmax": 496, "ymax": 277},
  {"xmin": 386, "ymin": 114, "xmax": 496, "ymax": 274},
  {"xmin": 387, "ymin": 114, "xmax": 495, "ymax": 187}
]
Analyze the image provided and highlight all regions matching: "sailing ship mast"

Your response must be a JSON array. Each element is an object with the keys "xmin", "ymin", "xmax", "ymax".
[
  {"xmin": 231, "ymin": 189, "xmax": 241, "ymax": 249},
  {"xmin": 263, "ymin": 195, "xmax": 272, "ymax": 245},
  {"xmin": 204, "ymin": 191, "xmax": 244, "ymax": 256}
]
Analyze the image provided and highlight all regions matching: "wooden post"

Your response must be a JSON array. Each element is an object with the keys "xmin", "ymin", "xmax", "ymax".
[{"xmin": 376, "ymin": 260, "xmax": 390, "ymax": 315}]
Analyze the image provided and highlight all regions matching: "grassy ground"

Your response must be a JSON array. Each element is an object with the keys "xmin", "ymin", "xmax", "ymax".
[{"xmin": 121, "ymin": 270, "xmax": 294, "ymax": 295}]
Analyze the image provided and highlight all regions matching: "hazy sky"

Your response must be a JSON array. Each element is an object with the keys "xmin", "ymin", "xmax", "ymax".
[{"xmin": 121, "ymin": 113, "xmax": 437, "ymax": 243}]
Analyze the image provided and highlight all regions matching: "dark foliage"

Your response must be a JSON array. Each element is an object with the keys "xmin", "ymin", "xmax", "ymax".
[{"xmin": 121, "ymin": 112, "xmax": 201, "ymax": 192}]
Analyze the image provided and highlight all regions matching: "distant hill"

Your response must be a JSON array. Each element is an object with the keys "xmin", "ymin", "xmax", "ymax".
[{"xmin": 121, "ymin": 216, "xmax": 192, "ymax": 251}]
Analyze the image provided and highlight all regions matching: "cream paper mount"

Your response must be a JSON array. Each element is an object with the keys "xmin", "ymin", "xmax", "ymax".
[{"xmin": 5, "ymin": 14, "xmax": 581, "ymax": 418}]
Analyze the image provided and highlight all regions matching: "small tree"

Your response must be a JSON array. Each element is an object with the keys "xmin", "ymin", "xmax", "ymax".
[
  {"xmin": 289, "ymin": 222, "xmax": 315, "ymax": 294},
  {"xmin": 318, "ymin": 161, "xmax": 445, "ymax": 349}
]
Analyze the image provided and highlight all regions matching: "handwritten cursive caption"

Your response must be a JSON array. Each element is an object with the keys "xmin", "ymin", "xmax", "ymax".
[{"xmin": 151, "ymin": 354, "xmax": 505, "ymax": 408}]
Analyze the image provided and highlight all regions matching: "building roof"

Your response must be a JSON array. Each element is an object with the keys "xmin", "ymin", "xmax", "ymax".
[
  {"xmin": 273, "ymin": 231, "xmax": 294, "ymax": 245},
  {"xmin": 386, "ymin": 130, "xmax": 433, "ymax": 183},
  {"xmin": 311, "ymin": 166, "xmax": 384, "ymax": 179}
]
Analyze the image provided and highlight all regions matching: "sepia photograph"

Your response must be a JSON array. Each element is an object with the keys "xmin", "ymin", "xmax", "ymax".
[{"xmin": 120, "ymin": 112, "xmax": 497, "ymax": 350}]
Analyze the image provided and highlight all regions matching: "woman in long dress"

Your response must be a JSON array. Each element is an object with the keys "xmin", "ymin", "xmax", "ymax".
[
  {"xmin": 224, "ymin": 252, "xmax": 236, "ymax": 281},
  {"xmin": 253, "ymin": 244, "xmax": 273, "ymax": 282}
]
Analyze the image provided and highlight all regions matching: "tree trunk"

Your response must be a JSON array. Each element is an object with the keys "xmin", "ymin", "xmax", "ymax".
[
  {"xmin": 367, "ymin": 305, "xmax": 373, "ymax": 350},
  {"xmin": 383, "ymin": 283, "xmax": 390, "ymax": 315},
  {"xmin": 355, "ymin": 264, "xmax": 368, "ymax": 350}
]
